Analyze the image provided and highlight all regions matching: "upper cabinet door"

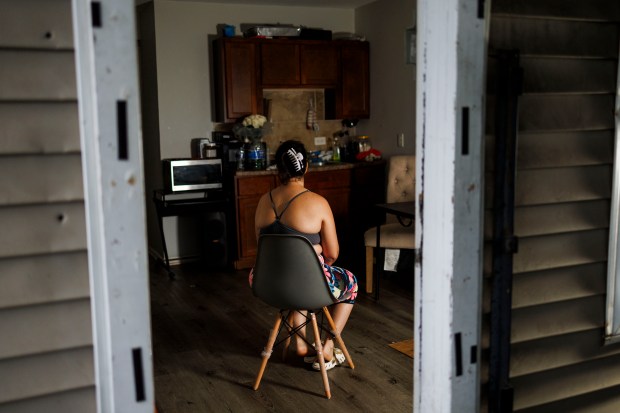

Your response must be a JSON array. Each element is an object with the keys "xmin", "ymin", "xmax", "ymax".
[
  {"xmin": 260, "ymin": 42, "xmax": 300, "ymax": 86},
  {"xmin": 213, "ymin": 38, "xmax": 260, "ymax": 122},
  {"xmin": 300, "ymin": 43, "xmax": 339, "ymax": 86},
  {"xmin": 340, "ymin": 41, "xmax": 370, "ymax": 119},
  {"xmin": 212, "ymin": 38, "xmax": 370, "ymax": 122}
]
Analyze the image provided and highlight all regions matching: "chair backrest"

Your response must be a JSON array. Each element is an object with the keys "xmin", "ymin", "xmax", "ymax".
[
  {"xmin": 252, "ymin": 234, "xmax": 337, "ymax": 310},
  {"xmin": 386, "ymin": 155, "xmax": 415, "ymax": 204}
]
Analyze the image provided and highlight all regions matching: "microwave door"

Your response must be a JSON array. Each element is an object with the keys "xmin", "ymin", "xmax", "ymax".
[{"xmin": 168, "ymin": 159, "xmax": 223, "ymax": 192}]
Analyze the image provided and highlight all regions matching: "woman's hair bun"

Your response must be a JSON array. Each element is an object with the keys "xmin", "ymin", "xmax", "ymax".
[{"xmin": 275, "ymin": 140, "xmax": 307, "ymax": 183}]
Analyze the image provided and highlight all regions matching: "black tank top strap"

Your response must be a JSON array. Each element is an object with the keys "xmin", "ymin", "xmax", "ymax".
[
  {"xmin": 268, "ymin": 191, "xmax": 280, "ymax": 219},
  {"xmin": 278, "ymin": 189, "xmax": 310, "ymax": 218}
]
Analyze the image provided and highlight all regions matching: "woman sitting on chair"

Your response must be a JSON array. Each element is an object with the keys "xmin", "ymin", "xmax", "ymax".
[{"xmin": 250, "ymin": 139, "xmax": 358, "ymax": 370}]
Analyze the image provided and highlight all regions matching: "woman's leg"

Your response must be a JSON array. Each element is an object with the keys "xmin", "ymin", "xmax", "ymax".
[
  {"xmin": 292, "ymin": 310, "xmax": 315, "ymax": 357},
  {"xmin": 291, "ymin": 304, "xmax": 354, "ymax": 360},
  {"xmin": 322, "ymin": 303, "xmax": 354, "ymax": 360},
  {"xmin": 319, "ymin": 258, "xmax": 358, "ymax": 360}
]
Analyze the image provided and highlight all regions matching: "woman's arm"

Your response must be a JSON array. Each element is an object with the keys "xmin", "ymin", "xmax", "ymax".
[
  {"xmin": 319, "ymin": 198, "xmax": 339, "ymax": 265},
  {"xmin": 254, "ymin": 193, "xmax": 271, "ymax": 241}
]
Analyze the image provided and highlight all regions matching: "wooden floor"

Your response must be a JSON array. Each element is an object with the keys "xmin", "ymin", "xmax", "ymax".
[{"xmin": 150, "ymin": 261, "xmax": 414, "ymax": 412}]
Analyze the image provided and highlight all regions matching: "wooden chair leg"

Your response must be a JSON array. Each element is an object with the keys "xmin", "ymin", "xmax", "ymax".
[
  {"xmin": 366, "ymin": 246, "xmax": 374, "ymax": 293},
  {"xmin": 310, "ymin": 312, "xmax": 331, "ymax": 399},
  {"xmin": 322, "ymin": 306, "xmax": 355, "ymax": 369},
  {"xmin": 253, "ymin": 312, "xmax": 283, "ymax": 391}
]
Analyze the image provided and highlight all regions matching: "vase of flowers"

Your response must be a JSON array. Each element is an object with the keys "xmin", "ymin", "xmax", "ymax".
[{"xmin": 233, "ymin": 114, "xmax": 269, "ymax": 170}]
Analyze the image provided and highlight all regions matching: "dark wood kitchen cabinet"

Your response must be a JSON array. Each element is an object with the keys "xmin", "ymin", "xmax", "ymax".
[
  {"xmin": 261, "ymin": 41, "xmax": 339, "ymax": 87},
  {"xmin": 338, "ymin": 41, "xmax": 370, "ymax": 119},
  {"xmin": 234, "ymin": 174, "xmax": 276, "ymax": 269},
  {"xmin": 300, "ymin": 43, "xmax": 339, "ymax": 86},
  {"xmin": 260, "ymin": 42, "xmax": 300, "ymax": 86},
  {"xmin": 213, "ymin": 38, "xmax": 261, "ymax": 123},
  {"xmin": 212, "ymin": 38, "xmax": 370, "ymax": 123}
]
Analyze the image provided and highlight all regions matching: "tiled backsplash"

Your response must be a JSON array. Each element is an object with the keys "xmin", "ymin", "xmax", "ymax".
[{"xmin": 215, "ymin": 89, "xmax": 352, "ymax": 162}]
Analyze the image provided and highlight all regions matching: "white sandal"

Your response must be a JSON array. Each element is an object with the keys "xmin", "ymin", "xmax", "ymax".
[{"xmin": 312, "ymin": 348, "xmax": 345, "ymax": 371}]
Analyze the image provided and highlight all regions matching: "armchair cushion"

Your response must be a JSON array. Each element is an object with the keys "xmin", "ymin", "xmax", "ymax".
[
  {"xmin": 384, "ymin": 156, "xmax": 415, "ymax": 225},
  {"xmin": 386, "ymin": 156, "xmax": 415, "ymax": 203}
]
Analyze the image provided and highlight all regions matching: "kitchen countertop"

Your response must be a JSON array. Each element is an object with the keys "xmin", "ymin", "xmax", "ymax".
[{"xmin": 235, "ymin": 161, "xmax": 359, "ymax": 176}]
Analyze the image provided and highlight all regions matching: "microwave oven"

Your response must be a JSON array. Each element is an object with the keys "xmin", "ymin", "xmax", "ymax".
[{"xmin": 162, "ymin": 158, "xmax": 223, "ymax": 192}]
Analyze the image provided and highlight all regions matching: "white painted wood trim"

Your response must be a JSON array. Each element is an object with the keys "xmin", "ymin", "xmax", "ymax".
[
  {"xmin": 71, "ymin": 1, "xmax": 154, "ymax": 412},
  {"xmin": 414, "ymin": 0, "xmax": 489, "ymax": 411},
  {"xmin": 605, "ymin": 38, "xmax": 620, "ymax": 344}
]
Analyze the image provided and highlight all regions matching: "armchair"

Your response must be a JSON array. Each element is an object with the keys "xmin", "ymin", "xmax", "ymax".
[{"xmin": 363, "ymin": 155, "xmax": 415, "ymax": 295}]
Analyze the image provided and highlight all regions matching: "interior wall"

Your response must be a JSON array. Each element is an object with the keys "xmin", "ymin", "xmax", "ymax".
[
  {"xmin": 152, "ymin": 0, "xmax": 355, "ymax": 159},
  {"xmin": 355, "ymin": 0, "xmax": 416, "ymax": 158},
  {"xmin": 151, "ymin": 0, "xmax": 416, "ymax": 160},
  {"xmin": 146, "ymin": 0, "xmax": 357, "ymax": 260},
  {"xmin": 144, "ymin": 0, "xmax": 416, "ymax": 261}
]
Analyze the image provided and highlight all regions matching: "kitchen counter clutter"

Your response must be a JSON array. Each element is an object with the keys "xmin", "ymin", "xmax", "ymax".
[
  {"xmin": 235, "ymin": 161, "xmax": 354, "ymax": 176},
  {"xmin": 233, "ymin": 160, "xmax": 386, "ymax": 270}
]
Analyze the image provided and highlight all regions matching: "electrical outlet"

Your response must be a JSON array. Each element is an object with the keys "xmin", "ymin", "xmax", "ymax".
[
  {"xmin": 397, "ymin": 133, "xmax": 405, "ymax": 148},
  {"xmin": 314, "ymin": 136, "xmax": 326, "ymax": 146}
]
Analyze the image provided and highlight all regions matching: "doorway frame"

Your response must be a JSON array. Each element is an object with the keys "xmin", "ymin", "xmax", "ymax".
[
  {"xmin": 414, "ymin": 0, "xmax": 489, "ymax": 410},
  {"xmin": 72, "ymin": 1, "xmax": 154, "ymax": 411}
]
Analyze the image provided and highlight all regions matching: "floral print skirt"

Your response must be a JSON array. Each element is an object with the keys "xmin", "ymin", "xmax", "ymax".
[{"xmin": 317, "ymin": 255, "xmax": 357, "ymax": 304}]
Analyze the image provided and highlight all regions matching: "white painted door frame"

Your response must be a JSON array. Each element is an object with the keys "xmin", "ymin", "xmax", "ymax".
[
  {"xmin": 72, "ymin": 1, "xmax": 154, "ymax": 412},
  {"xmin": 71, "ymin": 0, "xmax": 488, "ymax": 410},
  {"xmin": 414, "ymin": 0, "xmax": 489, "ymax": 411},
  {"xmin": 605, "ymin": 38, "xmax": 620, "ymax": 344}
]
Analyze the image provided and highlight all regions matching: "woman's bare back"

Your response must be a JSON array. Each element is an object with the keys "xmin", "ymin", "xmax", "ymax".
[{"xmin": 254, "ymin": 182, "xmax": 339, "ymax": 263}]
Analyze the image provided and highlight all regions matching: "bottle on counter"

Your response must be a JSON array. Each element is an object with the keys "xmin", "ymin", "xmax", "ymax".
[
  {"xmin": 339, "ymin": 135, "xmax": 350, "ymax": 162},
  {"xmin": 246, "ymin": 138, "xmax": 266, "ymax": 170},
  {"xmin": 264, "ymin": 141, "xmax": 270, "ymax": 167},
  {"xmin": 346, "ymin": 136, "xmax": 359, "ymax": 162},
  {"xmin": 332, "ymin": 136, "xmax": 341, "ymax": 162},
  {"xmin": 357, "ymin": 135, "xmax": 372, "ymax": 153},
  {"xmin": 237, "ymin": 145, "xmax": 245, "ymax": 170}
]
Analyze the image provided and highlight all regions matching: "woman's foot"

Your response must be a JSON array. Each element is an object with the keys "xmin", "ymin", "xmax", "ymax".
[
  {"xmin": 321, "ymin": 338, "xmax": 335, "ymax": 361},
  {"xmin": 312, "ymin": 348, "xmax": 345, "ymax": 371},
  {"xmin": 303, "ymin": 339, "xmax": 335, "ymax": 363}
]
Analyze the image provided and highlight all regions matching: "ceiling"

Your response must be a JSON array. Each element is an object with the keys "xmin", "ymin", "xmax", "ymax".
[{"xmin": 160, "ymin": 0, "xmax": 377, "ymax": 9}]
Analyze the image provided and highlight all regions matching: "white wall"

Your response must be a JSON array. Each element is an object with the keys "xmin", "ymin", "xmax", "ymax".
[
  {"xmin": 153, "ymin": 0, "xmax": 355, "ymax": 158},
  {"xmin": 356, "ymin": 0, "xmax": 416, "ymax": 158}
]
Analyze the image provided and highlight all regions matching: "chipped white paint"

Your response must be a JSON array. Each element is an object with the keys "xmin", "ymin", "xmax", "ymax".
[
  {"xmin": 72, "ymin": 1, "xmax": 154, "ymax": 412},
  {"xmin": 414, "ymin": 0, "xmax": 489, "ymax": 411}
]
